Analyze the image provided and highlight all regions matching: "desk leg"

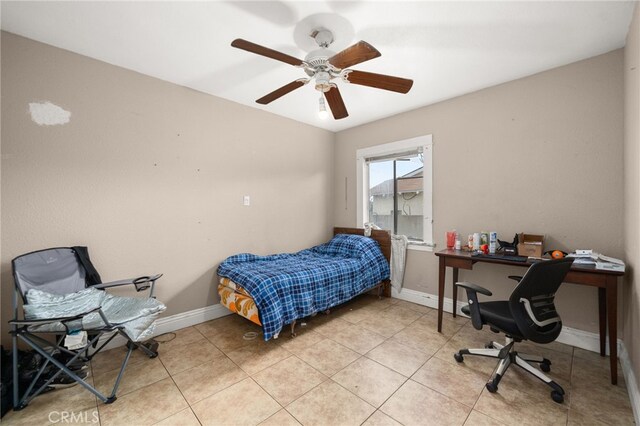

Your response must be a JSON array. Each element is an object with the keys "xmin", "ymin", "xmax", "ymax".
[
  {"xmin": 606, "ymin": 276, "xmax": 618, "ymax": 385},
  {"xmin": 437, "ymin": 257, "xmax": 445, "ymax": 333},
  {"xmin": 452, "ymin": 268, "xmax": 459, "ymax": 318},
  {"xmin": 598, "ymin": 287, "xmax": 606, "ymax": 356}
]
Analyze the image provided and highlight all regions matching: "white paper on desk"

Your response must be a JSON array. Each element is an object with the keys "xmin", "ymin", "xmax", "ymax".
[
  {"xmin": 597, "ymin": 254, "xmax": 625, "ymax": 266},
  {"xmin": 596, "ymin": 261, "xmax": 625, "ymax": 272}
]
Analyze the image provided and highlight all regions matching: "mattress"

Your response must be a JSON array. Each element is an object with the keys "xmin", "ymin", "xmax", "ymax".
[
  {"xmin": 217, "ymin": 234, "xmax": 390, "ymax": 340},
  {"xmin": 218, "ymin": 277, "xmax": 261, "ymax": 326}
]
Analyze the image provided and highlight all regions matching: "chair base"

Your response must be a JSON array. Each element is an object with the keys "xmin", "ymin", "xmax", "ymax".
[{"xmin": 454, "ymin": 337, "xmax": 565, "ymax": 404}]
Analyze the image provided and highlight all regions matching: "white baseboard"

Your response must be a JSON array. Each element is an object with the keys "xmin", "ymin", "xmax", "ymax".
[
  {"xmin": 620, "ymin": 342, "xmax": 640, "ymax": 425},
  {"xmin": 98, "ymin": 303, "xmax": 232, "ymax": 351},
  {"xmin": 391, "ymin": 286, "xmax": 623, "ymax": 355}
]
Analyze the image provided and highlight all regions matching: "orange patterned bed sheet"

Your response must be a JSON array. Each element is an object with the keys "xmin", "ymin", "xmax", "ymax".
[{"xmin": 218, "ymin": 278, "xmax": 261, "ymax": 326}]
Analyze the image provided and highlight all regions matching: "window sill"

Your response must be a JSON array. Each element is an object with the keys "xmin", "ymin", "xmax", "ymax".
[{"xmin": 407, "ymin": 243, "xmax": 434, "ymax": 252}]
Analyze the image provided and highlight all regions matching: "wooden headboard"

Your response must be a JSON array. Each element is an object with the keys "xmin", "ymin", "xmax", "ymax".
[{"xmin": 333, "ymin": 227, "xmax": 391, "ymax": 265}]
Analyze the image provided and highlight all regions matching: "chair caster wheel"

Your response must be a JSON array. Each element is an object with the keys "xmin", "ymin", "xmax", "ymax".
[
  {"xmin": 551, "ymin": 390, "xmax": 564, "ymax": 403},
  {"xmin": 485, "ymin": 342, "xmax": 494, "ymax": 349},
  {"xmin": 454, "ymin": 353, "xmax": 464, "ymax": 363},
  {"xmin": 486, "ymin": 381, "xmax": 498, "ymax": 393},
  {"xmin": 540, "ymin": 359, "xmax": 551, "ymax": 373}
]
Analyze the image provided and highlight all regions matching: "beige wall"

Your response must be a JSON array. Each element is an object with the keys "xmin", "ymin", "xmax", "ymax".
[
  {"xmin": 0, "ymin": 32, "xmax": 335, "ymax": 345},
  {"xmin": 334, "ymin": 50, "xmax": 624, "ymax": 334},
  {"xmin": 624, "ymin": 3, "xmax": 640, "ymax": 381}
]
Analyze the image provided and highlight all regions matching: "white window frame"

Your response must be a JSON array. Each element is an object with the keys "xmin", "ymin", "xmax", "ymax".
[{"xmin": 356, "ymin": 135, "xmax": 434, "ymax": 251}]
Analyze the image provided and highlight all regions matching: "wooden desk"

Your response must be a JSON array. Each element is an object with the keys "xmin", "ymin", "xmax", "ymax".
[{"xmin": 435, "ymin": 249, "xmax": 624, "ymax": 385}]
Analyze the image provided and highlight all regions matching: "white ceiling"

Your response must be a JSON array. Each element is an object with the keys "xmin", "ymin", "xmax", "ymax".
[{"xmin": 1, "ymin": 1, "xmax": 635, "ymax": 132}]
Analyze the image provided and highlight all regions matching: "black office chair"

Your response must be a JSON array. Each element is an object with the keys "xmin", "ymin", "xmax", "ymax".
[{"xmin": 453, "ymin": 258, "xmax": 574, "ymax": 403}]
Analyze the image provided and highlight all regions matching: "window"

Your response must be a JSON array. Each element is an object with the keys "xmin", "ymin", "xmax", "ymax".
[{"xmin": 356, "ymin": 135, "xmax": 433, "ymax": 249}]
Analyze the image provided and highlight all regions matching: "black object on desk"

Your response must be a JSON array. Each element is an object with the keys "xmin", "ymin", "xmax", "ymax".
[{"xmin": 472, "ymin": 253, "xmax": 528, "ymax": 263}]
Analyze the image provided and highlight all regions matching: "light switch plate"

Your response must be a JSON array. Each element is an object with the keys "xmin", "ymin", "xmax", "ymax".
[{"xmin": 243, "ymin": 195, "xmax": 250, "ymax": 206}]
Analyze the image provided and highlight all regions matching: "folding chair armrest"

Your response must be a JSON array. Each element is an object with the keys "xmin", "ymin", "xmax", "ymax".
[
  {"xmin": 9, "ymin": 305, "xmax": 103, "ymax": 327},
  {"xmin": 93, "ymin": 274, "xmax": 162, "ymax": 292},
  {"xmin": 455, "ymin": 281, "xmax": 491, "ymax": 330}
]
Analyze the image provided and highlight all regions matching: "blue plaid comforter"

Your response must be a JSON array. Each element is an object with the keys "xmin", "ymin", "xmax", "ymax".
[{"xmin": 217, "ymin": 234, "xmax": 390, "ymax": 340}]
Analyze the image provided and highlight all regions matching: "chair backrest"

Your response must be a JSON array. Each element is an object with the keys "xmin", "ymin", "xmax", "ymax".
[
  {"xmin": 12, "ymin": 248, "xmax": 87, "ymax": 302},
  {"xmin": 508, "ymin": 258, "xmax": 574, "ymax": 344}
]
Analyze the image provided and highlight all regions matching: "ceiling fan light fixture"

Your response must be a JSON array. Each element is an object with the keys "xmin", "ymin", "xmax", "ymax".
[{"xmin": 318, "ymin": 96, "xmax": 329, "ymax": 120}]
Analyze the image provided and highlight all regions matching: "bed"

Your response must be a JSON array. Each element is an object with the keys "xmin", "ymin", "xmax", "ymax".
[{"xmin": 217, "ymin": 227, "xmax": 391, "ymax": 340}]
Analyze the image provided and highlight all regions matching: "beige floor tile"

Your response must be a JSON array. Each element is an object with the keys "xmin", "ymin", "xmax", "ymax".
[
  {"xmin": 517, "ymin": 338, "xmax": 574, "ymax": 357},
  {"xmin": 156, "ymin": 326, "xmax": 205, "ymax": 352},
  {"xmin": 417, "ymin": 313, "xmax": 467, "ymax": 337},
  {"xmin": 569, "ymin": 376, "xmax": 634, "ymax": 424},
  {"xmin": 253, "ymin": 355, "xmax": 326, "ymax": 405},
  {"xmin": 159, "ymin": 340, "xmax": 224, "ymax": 375},
  {"xmin": 392, "ymin": 324, "xmax": 449, "ymax": 355},
  {"xmin": 411, "ymin": 356, "xmax": 487, "ymax": 407},
  {"xmin": 337, "ymin": 304, "xmax": 382, "ymax": 324},
  {"xmin": 571, "ymin": 353, "xmax": 624, "ymax": 386},
  {"xmin": 463, "ymin": 410, "xmax": 505, "ymax": 425},
  {"xmin": 226, "ymin": 342, "xmax": 291, "ymax": 375},
  {"xmin": 2, "ymin": 401, "xmax": 98, "ymax": 426},
  {"xmin": 172, "ymin": 356, "xmax": 248, "ymax": 404},
  {"xmin": 330, "ymin": 323, "xmax": 386, "ymax": 354},
  {"xmin": 191, "ymin": 378, "xmax": 280, "ymax": 426},
  {"xmin": 93, "ymin": 356, "xmax": 169, "ymax": 397},
  {"xmin": 286, "ymin": 380, "xmax": 375, "ymax": 426},
  {"xmin": 259, "ymin": 409, "xmax": 301, "ymax": 426},
  {"xmin": 366, "ymin": 339, "xmax": 430, "ymax": 377},
  {"xmin": 99, "ymin": 377, "xmax": 188, "ymax": 426},
  {"xmin": 392, "ymin": 300, "xmax": 435, "ymax": 315},
  {"xmin": 332, "ymin": 358, "xmax": 407, "ymax": 407},
  {"xmin": 381, "ymin": 305, "xmax": 423, "ymax": 325},
  {"xmin": 1, "ymin": 376, "xmax": 97, "ymax": 426},
  {"xmin": 567, "ymin": 408, "xmax": 618, "ymax": 425},
  {"xmin": 380, "ymin": 380, "xmax": 471, "ymax": 426},
  {"xmin": 91, "ymin": 345, "xmax": 151, "ymax": 376},
  {"xmin": 153, "ymin": 408, "xmax": 201, "ymax": 426},
  {"xmin": 452, "ymin": 323, "xmax": 499, "ymax": 348},
  {"xmin": 197, "ymin": 315, "xmax": 261, "ymax": 352},
  {"xmin": 358, "ymin": 310, "xmax": 409, "ymax": 338},
  {"xmin": 313, "ymin": 317, "xmax": 352, "ymax": 338},
  {"xmin": 289, "ymin": 338, "xmax": 360, "ymax": 376},
  {"xmin": 277, "ymin": 328, "xmax": 324, "ymax": 353},
  {"xmin": 362, "ymin": 410, "xmax": 402, "ymax": 426},
  {"xmin": 474, "ymin": 386, "xmax": 568, "ymax": 426}
]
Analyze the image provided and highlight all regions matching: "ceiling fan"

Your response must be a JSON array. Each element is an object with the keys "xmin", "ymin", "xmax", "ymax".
[{"xmin": 231, "ymin": 29, "xmax": 413, "ymax": 120}]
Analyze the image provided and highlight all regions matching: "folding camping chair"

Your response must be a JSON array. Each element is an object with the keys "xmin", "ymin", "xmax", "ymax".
[{"xmin": 9, "ymin": 247, "xmax": 164, "ymax": 410}]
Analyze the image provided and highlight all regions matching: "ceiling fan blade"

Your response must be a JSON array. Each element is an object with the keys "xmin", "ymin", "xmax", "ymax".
[
  {"xmin": 328, "ymin": 41, "xmax": 381, "ymax": 69},
  {"xmin": 343, "ymin": 70, "xmax": 413, "ymax": 94},
  {"xmin": 256, "ymin": 80, "xmax": 307, "ymax": 105},
  {"xmin": 324, "ymin": 86, "xmax": 349, "ymax": 120},
  {"xmin": 231, "ymin": 39, "xmax": 304, "ymax": 67}
]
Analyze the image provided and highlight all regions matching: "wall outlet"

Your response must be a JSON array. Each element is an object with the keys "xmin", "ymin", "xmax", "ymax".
[{"xmin": 243, "ymin": 195, "xmax": 250, "ymax": 206}]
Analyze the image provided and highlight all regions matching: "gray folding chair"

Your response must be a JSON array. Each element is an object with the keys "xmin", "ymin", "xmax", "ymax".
[{"xmin": 9, "ymin": 247, "xmax": 163, "ymax": 410}]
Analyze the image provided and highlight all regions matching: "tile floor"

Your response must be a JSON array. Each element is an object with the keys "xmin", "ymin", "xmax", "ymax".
[{"xmin": 2, "ymin": 295, "xmax": 635, "ymax": 425}]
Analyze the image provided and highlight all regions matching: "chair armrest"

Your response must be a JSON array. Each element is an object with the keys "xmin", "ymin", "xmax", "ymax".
[
  {"xmin": 455, "ymin": 281, "xmax": 491, "ymax": 330},
  {"xmin": 508, "ymin": 275, "xmax": 523, "ymax": 282},
  {"xmin": 9, "ymin": 306, "xmax": 102, "ymax": 327},
  {"xmin": 454, "ymin": 281, "xmax": 492, "ymax": 296},
  {"xmin": 93, "ymin": 274, "xmax": 162, "ymax": 292}
]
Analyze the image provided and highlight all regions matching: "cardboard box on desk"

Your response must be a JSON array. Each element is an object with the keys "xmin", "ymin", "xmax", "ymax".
[{"xmin": 517, "ymin": 233, "xmax": 544, "ymax": 257}]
